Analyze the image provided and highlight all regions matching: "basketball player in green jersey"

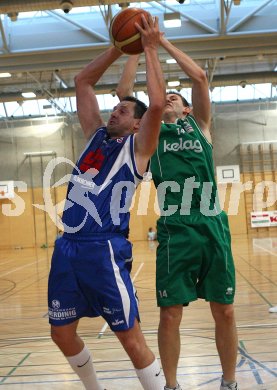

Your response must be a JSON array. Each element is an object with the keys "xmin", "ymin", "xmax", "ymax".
[{"xmin": 117, "ymin": 36, "xmax": 239, "ymax": 390}]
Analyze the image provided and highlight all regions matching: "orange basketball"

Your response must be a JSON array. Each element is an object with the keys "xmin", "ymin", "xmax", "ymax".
[{"xmin": 109, "ymin": 8, "xmax": 151, "ymax": 55}]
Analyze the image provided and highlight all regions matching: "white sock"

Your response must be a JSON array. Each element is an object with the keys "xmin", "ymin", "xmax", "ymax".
[
  {"xmin": 135, "ymin": 358, "xmax": 163, "ymax": 390},
  {"xmin": 223, "ymin": 378, "xmax": 237, "ymax": 386},
  {"xmin": 66, "ymin": 345, "xmax": 104, "ymax": 390}
]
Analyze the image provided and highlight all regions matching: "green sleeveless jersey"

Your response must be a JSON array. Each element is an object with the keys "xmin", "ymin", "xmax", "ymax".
[{"xmin": 150, "ymin": 115, "xmax": 220, "ymax": 214}]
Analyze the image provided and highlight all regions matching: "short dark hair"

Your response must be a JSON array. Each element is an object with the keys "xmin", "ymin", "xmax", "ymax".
[
  {"xmin": 121, "ymin": 96, "xmax": 148, "ymax": 119},
  {"xmin": 167, "ymin": 91, "xmax": 190, "ymax": 107}
]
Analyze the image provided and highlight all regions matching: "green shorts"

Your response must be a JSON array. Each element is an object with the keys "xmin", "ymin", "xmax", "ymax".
[{"xmin": 156, "ymin": 211, "xmax": 236, "ymax": 306}]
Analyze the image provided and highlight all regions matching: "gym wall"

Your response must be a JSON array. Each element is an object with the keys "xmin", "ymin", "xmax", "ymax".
[{"xmin": 0, "ymin": 100, "xmax": 276, "ymax": 248}]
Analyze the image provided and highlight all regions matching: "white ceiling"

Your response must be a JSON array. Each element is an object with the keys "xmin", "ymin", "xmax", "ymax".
[{"xmin": 0, "ymin": 0, "xmax": 277, "ymax": 103}]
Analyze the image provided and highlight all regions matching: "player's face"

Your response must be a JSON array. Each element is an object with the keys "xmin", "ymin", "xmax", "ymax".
[
  {"xmin": 163, "ymin": 93, "xmax": 188, "ymax": 121},
  {"xmin": 107, "ymin": 101, "xmax": 140, "ymax": 137}
]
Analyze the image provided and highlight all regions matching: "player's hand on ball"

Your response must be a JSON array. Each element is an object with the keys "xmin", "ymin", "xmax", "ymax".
[{"xmin": 135, "ymin": 15, "xmax": 160, "ymax": 51}]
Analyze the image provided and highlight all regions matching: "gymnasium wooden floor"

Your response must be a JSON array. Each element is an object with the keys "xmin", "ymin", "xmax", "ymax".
[{"xmin": 0, "ymin": 234, "xmax": 277, "ymax": 389}]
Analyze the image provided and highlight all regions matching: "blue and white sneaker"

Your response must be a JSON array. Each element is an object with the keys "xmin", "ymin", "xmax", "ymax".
[{"xmin": 220, "ymin": 378, "xmax": 238, "ymax": 390}]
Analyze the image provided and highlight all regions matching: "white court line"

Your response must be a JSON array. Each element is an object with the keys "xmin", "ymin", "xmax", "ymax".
[
  {"xmin": 132, "ymin": 262, "xmax": 144, "ymax": 281},
  {"xmin": 98, "ymin": 262, "xmax": 144, "ymax": 338},
  {"xmin": 0, "ymin": 258, "xmax": 20, "ymax": 267},
  {"xmin": 0, "ymin": 336, "xmax": 51, "ymax": 342},
  {"xmin": 236, "ymin": 323, "xmax": 277, "ymax": 329},
  {"xmin": 2, "ymin": 321, "xmax": 276, "ymax": 342},
  {"xmin": 141, "ymin": 322, "xmax": 277, "ymax": 335},
  {"xmin": 253, "ymin": 242, "xmax": 277, "ymax": 257},
  {"xmin": 0, "ymin": 258, "xmax": 47, "ymax": 278}
]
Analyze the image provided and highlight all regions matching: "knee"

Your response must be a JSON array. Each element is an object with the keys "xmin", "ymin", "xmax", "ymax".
[
  {"xmin": 51, "ymin": 326, "xmax": 74, "ymax": 348},
  {"xmin": 121, "ymin": 335, "xmax": 154, "ymax": 368},
  {"xmin": 122, "ymin": 331, "xmax": 148, "ymax": 356},
  {"xmin": 160, "ymin": 306, "xmax": 183, "ymax": 330},
  {"xmin": 128, "ymin": 337, "xmax": 145, "ymax": 355},
  {"xmin": 212, "ymin": 303, "xmax": 235, "ymax": 324},
  {"xmin": 51, "ymin": 326, "xmax": 63, "ymax": 346},
  {"xmin": 116, "ymin": 323, "xmax": 152, "ymax": 364}
]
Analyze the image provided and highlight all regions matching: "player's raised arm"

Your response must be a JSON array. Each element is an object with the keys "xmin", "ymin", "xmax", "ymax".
[
  {"xmin": 116, "ymin": 54, "xmax": 140, "ymax": 101},
  {"xmin": 74, "ymin": 47, "xmax": 122, "ymax": 140},
  {"xmin": 134, "ymin": 15, "xmax": 166, "ymax": 174},
  {"xmin": 160, "ymin": 36, "xmax": 211, "ymax": 141}
]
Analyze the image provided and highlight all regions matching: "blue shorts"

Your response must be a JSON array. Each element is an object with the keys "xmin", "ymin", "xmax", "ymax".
[{"xmin": 48, "ymin": 233, "xmax": 139, "ymax": 331}]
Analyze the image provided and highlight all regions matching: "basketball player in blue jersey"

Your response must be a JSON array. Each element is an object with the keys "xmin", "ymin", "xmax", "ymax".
[
  {"xmin": 48, "ymin": 15, "xmax": 166, "ymax": 390},
  {"xmin": 117, "ymin": 37, "xmax": 239, "ymax": 390}
]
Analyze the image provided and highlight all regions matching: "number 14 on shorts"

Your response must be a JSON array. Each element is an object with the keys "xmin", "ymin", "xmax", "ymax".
[{"xmin": 158, "ymin": 290, "xmax": 168, "ymax": 298}]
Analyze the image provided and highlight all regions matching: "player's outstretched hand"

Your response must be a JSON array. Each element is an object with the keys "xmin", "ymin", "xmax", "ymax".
[{"xmin": 135, "ymin": 15, "xmax": 160, "ymax": 51}]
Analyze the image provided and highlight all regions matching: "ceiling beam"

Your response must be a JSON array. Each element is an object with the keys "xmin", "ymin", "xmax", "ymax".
[
  {"xmin": 0, "ymin": 19, "xmax": 9, "ymax": 53},
  {"xmin": 1, "ymin": 71, "xmax": 277, "ymax": 103},
  {"xmin": 0, "ymin": 1, "xmax": 277, "ymax": 107},
  {"xmin": 1, "ymin": 33, "xmax": 277, "ymax": 73},
  {"xmin": 153, "ymin": 0, "xmax": 217, "ymax": 34},
  {"xmin": 46, "ymin": 11, "xmax": 109, "ymax": 42},
  {"xmin": 0, "ymin": 0, "xmax": 144, "ymax": 13},
  {"xmin": 228, "ymin": 0, "xmax": 275, "ymax": 32}
]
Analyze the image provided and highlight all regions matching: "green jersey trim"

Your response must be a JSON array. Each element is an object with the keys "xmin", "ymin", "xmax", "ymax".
[{"xmin": 186, "ymin": 115, "xmax": 212, "ymax": 149}]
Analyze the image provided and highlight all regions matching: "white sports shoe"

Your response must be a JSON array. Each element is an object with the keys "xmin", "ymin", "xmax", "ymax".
[
  {"xmin": 164, "ymin": 383, "xmax": 182, "ymax": 390},
  {"xmin": 269, "ymin": 306, "xmax": 277, "ymax": 313},
  {"xmin": 220, "ymin": 379, "xmax": 238, "ymax": 390}
]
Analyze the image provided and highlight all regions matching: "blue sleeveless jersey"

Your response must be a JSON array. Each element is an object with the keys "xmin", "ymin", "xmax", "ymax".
[{"xmin": 62, "ymin": 127, "xmax": 142, "ymax": 236}]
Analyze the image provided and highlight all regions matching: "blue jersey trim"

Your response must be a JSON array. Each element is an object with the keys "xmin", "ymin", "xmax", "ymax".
[{"xmin": 130, "ymin": 134, "xmax": 144, "ymax": 180}]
